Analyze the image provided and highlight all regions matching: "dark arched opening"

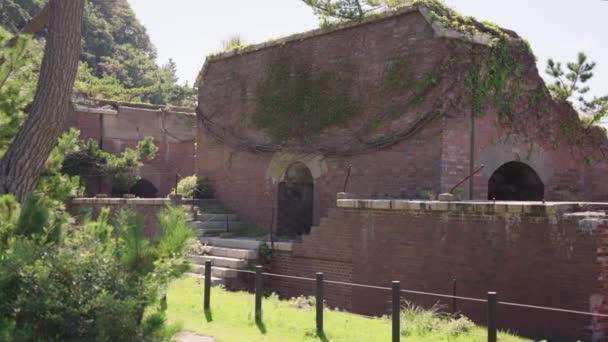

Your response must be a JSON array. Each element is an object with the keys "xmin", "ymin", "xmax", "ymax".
[
  {"xmin": 277, "ymin": 162, "xmax": 314, "ymax": 238},
  {"xmin": 488, "ymin": 162, "xmax": 544, "ymax": 201},
  {"xmin": 129, "ymin": 178, "xmax": 159, "ymax": 198}
]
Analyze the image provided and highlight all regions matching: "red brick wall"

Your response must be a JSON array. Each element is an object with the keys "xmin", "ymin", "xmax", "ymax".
[
  {"xmin": 197, "ymin": 7, "xmax": 608, "ymax": 227},
  {"xmin": 68, "ymin": 198, "xmax": 176, "ymax": 237},
  {"xmin": 66, "ymin": 106, "xmax": 196, "ymax": 196},
  {"xmin": 592, "ymin": 220, "xmax": 608, "ymax": 341},
  {"xmin": 269, "ymin": 201, "xmax": 606, "ymax": 340},
  {"xmin": 197, "ymin": 11, "xmax": 446, "ymax": 229}
]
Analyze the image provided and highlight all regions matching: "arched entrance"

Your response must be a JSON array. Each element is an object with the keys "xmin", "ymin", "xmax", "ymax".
[
  {"xmin": 488, "ymin": 162, "xmax": 544, "ymax": 201},
  {"xmin": 129, "ymin": 178, "xmax": 159, "ymax": 198},
  {"xmin": 277, "ymin": 162, "xmax": 314, "ymax": 238}
]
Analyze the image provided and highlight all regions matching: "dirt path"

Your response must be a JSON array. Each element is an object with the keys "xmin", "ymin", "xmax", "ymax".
[{"xmin": 177, "ymin": 331, "xmax": 216, "ymax": 342}]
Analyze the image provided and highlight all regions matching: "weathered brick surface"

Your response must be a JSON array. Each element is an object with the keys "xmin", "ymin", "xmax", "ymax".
[
  {"xmin": 197, "ymin": 12, "xmax": 446, "ymax": 228},
  {"xmin": 68, "ymin": 198, "xmax": 173, "ymax": 237},
  {"xmin": 270, "ymin": 206, "xmax": 605, "ymax": 341},
  {"xmin": 196, "ymin": 7, "xmax": 608, "ymax": 231},
  {"xmin": 66, "ymin": 106, "xmax": 196, "ymax": 196}
]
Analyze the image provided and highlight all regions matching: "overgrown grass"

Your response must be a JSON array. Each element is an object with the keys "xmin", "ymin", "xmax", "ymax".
[{"xmin": 166, "ymin": 277, "xmax": 529, "ymax": 341}]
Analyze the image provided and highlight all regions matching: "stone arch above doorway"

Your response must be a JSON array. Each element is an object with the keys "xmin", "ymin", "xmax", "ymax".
[
  {"xmin": 488, "ymin": 161, "xmax": 544, "ymax": 201},
  {"xmin": 277, "ymin": 162, "xmax": 314, "ymax": 238}
]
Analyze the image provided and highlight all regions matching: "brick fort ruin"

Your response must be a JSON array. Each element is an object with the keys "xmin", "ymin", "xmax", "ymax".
[{"xmin": 193, "ymin": 3, "xmax": 608, "ymax": 341}]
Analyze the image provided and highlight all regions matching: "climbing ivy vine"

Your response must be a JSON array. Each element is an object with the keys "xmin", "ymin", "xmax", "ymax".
[
  {"xmin": 253, "ymin": 61, "xmax": 359, "ymax": 142},
  {"xmin": 468, "ymin": 39, "xmax": 523, "ymax": 119}
]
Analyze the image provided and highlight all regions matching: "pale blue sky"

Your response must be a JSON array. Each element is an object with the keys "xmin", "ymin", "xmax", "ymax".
[{"xmin": 127, "ymin": 0, "xmax": 607, "ymax": 97}]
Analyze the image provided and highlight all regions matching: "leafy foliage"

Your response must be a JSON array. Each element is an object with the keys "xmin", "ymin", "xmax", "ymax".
[
  {"xmin": 0, "ymin": 195, "xmax": 193, "ymax": 341},
  {"xmin": 0, "ymin": 0, "xmax": 43, "ymax": 33},
  {"xmin": 1, "ymin": 0, "xmax": 195, "ymax": 107},
  {"xmin": 400, "ymin": 301, "xmax": 474, "ymax": 337},
  {"xmin": 545, "ymin": 52, "xmax": 608, "ymax": 128},
  {"xmin": 62, "ymin": 133, "xmax": 159, "ymax": 194},
  {"xmin": 173, "ymin": 175, "xmax": 214, "ymax": 199},
  {"xmin": 0, "ymin": 29, "xmax": 42, "ymax": 156}
]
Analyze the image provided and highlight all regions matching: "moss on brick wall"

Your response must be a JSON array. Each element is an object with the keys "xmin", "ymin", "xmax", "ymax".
[{"xmin": 253, "ymin": 61, "xmax": 359, "ymax": 142}]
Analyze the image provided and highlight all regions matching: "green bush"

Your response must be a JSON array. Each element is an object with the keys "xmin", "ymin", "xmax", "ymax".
[
  {"xmin": 173, "ymin": 175, "xmax": 214, "ymax": 199},
  {"xmin": 0, "ymin": 194, "xmax": 193, "ymax": 341},
  {"xmin": 400, "ymin": 301, "xmax": 474, "ymax": 337}
]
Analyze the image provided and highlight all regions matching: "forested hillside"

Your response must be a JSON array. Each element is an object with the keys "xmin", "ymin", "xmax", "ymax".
[{"xmin": 0, "ymin": 0, "xmax": 194, "ymax": 106}]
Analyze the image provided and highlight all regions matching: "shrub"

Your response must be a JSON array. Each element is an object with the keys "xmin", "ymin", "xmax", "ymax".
[
  {"xmin": 400, "ymin": 301, "xmax": 473, "ymax": 337},
  {"xmin": 0, "ymin": 194, "xmax": 193, "ymax": 341},
  {"xmin": 173, "ymin": 175, "xmax": 214, "ymax": 199}
]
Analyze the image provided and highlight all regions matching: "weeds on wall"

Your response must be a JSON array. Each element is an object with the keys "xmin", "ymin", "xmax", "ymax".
[{"xmin": 253, "ymin": 61, "xmax": 359, "ymax": 142}]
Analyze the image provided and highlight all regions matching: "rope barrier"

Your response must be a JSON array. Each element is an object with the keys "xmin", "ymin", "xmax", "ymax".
[
  {"xmin": 226, "ymin": 268, "xmax": 608, "ymax": 318},
  {"xmin": 497, "ymin": 301, "xmax": 608, "ymax": 318}
]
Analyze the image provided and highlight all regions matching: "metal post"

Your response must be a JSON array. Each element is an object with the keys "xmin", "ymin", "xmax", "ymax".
[
  {"xmin": 255, "ymin": 266, "xmax": 263, "ymax": 322},
  {"xmin": 487, "ymin": 292, "xmax": 497, "ymax": 342},
  {"xmin": 316, "ymin": 273, "xmax": 324, "ymax": 334},
  {"xmin": 452, "ymin": 278, "xmax": 457, "ymax": 314},
  {"xmin": 204, "ymin": 261, "xmax": 211, "ymax": 310},
  {"xmin": 342, "ymin": 165, "xmax": 353, "ymax": 193},
  {"xmin": 175, "ymin": 174, "xmax": 179, "ymax": 196},
  {"xmin": 392, "ymin": 281, "xmax": 400, "ymax": 342},
  {"xmin": 160, "ymin": 294, "xmax": 167, "ymax": 311}
]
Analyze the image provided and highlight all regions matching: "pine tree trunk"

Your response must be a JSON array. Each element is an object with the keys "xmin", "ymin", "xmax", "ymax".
[{"xmin": 0, "ymin": 0, "xmax": 85, "ymax": 201}]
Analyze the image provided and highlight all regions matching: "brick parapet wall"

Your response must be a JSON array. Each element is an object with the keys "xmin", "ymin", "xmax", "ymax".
[
  {"xmin": 591, "ymin": 219, "xmax": 608, "ymax": 341},
  {"xmin": 270, "ymin": 198, "xmax": 608, "ymax": 340},
  {"xmin": 68, "ymin": 198, "xmax": 176, "ymax": 237}
]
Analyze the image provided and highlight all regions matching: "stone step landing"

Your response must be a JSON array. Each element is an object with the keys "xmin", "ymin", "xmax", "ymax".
[
  {"xmin": 188, "ymin": 212, "xmax": 242, "ymax": 237},
  {"xmin": 189, "ymin": 238, "xmax": 260, "ymax": 287}
]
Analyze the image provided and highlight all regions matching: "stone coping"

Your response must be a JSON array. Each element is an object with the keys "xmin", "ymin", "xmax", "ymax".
[
  {"xmin": 202, "ymin": 237, "xmax": 294, "ymax": 252},
  {"xmin": 202, "ymin": 4, "xmax": 517, "ymax": 66},
  {"xmin": 72, "ymin": 198, "xmax": 172, "ymax": 206},
  {"xmin": 337, "ymin": 199, "xmax": 608, "ymax": 216},
  {"xmin": 73, "ymin": 98, "xmax": 195, "ymax": 115},
  {"xmin": 74, "ymin": 104, "xmax": 118, "ymax": 115}
]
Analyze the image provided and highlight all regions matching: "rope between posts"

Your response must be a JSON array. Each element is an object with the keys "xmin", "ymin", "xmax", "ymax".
[
  {"xmin": 497, "ymin": 301, "xmax": 608, "ymax": 318},
  {"xmin": 227, "ymin": 268, "xmax": 608, "ymax": 317}
]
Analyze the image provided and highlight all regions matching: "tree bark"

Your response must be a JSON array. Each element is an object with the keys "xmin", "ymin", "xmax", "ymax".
[{"xmin": 0, "ymin": 0, "xmax": 85, "ymax": 201}]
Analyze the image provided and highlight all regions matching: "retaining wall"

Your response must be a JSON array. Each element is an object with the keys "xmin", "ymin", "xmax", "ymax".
[{"xmin": 269, "ymin": 198, "xmax": 608, "ymax": 341}]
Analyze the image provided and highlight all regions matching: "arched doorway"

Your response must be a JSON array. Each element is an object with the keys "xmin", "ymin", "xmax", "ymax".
[
  {"xmin": 488, "ymin": 162, "xmax": 544, "ymax": 201},
  {"xmin": 277, "ymin": 162, "xmax": 314, "ymax": 238},
  {"xmin": 129, "ymin": 178, "xmax": 159, "ymax": 198}
]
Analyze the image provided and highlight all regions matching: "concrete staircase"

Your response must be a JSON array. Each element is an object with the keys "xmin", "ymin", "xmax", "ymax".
[
  {"xmin": 186, "ymin": 200, "xmax": 242, "ymax": 237},
  {"xmin": 188, "ymin": 238, "xmax": 260, "ymax": 286}
]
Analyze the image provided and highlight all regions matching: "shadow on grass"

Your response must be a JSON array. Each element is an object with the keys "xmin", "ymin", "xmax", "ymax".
[
  {"xmin": 255, "ymin": 319, "xmax": 267, "ymax": 334},
  {"xmin": 317, "ymin": 331, "xmax": 329, "ymax": 342},
  {"xmin": 204, "ymin": 308, "xmax": 213, "ymax": 322}
]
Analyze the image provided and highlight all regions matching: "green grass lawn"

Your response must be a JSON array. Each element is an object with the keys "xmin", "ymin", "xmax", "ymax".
[{"xmin": 166, "ymin": 277, "xmax": 530, "ymax": 342}]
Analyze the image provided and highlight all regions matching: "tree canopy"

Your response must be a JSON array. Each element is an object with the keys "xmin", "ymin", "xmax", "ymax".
[
  {"xmin": 0, "ymin": 0, "xmax": 194, "ymax": 107},
  {"xmin": 546, "ymin": 52, "xmax": 608, "ymax": 128}
]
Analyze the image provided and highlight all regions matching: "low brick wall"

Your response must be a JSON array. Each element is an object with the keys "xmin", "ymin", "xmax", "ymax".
[
  {"xmin": 269, "ymin": 198, "xmax": 608, "ymax": 341},
  {"xmin": 69, "ymin": 198, "xmax": 178, "ymax": 237}
]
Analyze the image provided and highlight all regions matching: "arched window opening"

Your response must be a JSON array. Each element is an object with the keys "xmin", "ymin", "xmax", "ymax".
[
  {"xmin": 277, "ymin": 162, "xmax": 314, "ymax": 238},
  {"xmin": 488, "ymin": 162, "xmax": 544, "ymax": 201}
]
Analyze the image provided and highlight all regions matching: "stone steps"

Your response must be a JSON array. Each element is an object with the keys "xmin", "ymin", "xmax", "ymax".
[
  {"xmin": 190, "ymin": 255, "xmax": 248, "ymax": 269},
  {"xmin": 197, "ymin": 213, "xmax": 239, "ymax": 222},
  {"xmin": 201, "ymin": 237, "xmax": 294, "ymax": 252},
  {"xmin": 205, "ymin": 246, "xmax": 257, "ymax": 260},
  {"xmin": 196, "ymin": 229, "xmax": 226, "ymax": 237},
  {"xmin": 192, "ymin": 264, "xmax": 239, "ymax": 279},
  {"xmin": 189, "ymin": 221, "xmax": 242, "ymax": 230},
  {"xmin": 185, "ymin": 272, "xmax": 225, "ymax": 286}
]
